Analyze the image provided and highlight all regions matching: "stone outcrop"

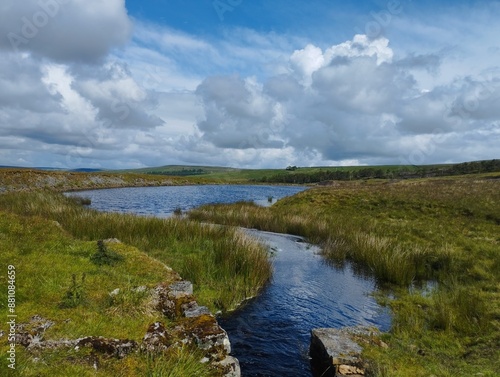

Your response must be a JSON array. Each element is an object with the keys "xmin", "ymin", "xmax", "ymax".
[
  {"xmin": 15, "ymin": 280, "xmax": 239, "ymax": 376},
  {"xmin": 214, "ymin": 355, "xmax": 241, "ymax": 377},
  {"xmin": 16, "ymin": 317, "xmax": 138, "ymax": 359},
  {"xmin": 141, "ymin": 322, "xmax": 173, "ymax": 353},
  {"xmin": 76, "ymin": 337, "xmax": 138, "ymax": 358},
  {"xmin": 15, "ymin": 315, "xmax": 55, "ymax": 347},
  {"xmin": 148, "ymin": 280, "xmax": 238, "ymax": 375},
  {"xmin": 310, "ymin": 326, "xmax": 387, "ymax": 377}
]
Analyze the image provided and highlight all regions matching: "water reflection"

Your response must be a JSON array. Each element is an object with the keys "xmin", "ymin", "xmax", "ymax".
[{"xmin": 219, "ymin": 230, "xmax": 391, "ymax": 377}]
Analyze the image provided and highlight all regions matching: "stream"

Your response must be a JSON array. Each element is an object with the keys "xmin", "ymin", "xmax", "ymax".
[{"xmin": 220, "ymin": 229, "xmax": 390, "ymax": 376}]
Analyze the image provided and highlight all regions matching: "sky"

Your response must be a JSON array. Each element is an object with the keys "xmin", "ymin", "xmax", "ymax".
[{"xmin": 0, "ymin": 0, "xmax": 499, "ymax": 169}]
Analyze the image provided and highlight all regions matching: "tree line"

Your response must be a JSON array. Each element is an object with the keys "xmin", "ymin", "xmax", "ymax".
[{"xmin": 254, "ymin": 160, "xmax": 500, "ymax": 184}]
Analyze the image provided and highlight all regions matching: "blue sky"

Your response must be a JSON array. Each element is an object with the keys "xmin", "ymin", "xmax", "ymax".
[{"xmin": 0, "ymin": 0, "xmax": 499, "ymax": 169}]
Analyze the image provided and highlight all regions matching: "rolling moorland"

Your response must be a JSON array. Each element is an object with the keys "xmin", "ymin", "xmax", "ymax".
[{"xmin": 0, "ymin": 160, "xmax": 499, "ymax": 376}]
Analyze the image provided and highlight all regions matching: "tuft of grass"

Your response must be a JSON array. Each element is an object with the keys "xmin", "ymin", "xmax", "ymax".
[
  {"xmin": 68, "ymin": 196, "xmax": 92, "ymax": 206},
  {"xmin": 90, "ymin": 240, "xmax": 124, "ymax": 266},
  {"xmin": 60, "ymin": 273, "xmax": 86, "ymax": 309}
]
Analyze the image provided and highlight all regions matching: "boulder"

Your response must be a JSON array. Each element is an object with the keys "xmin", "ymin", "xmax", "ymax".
[
  {"xmin": 153, "ymin": 281, "xmax": 195, "ymax": 319},
  {"xmin": 182, "ymin": 314, "xmax": 232, "ymax": 356},
  {"xmin": 310, "ymin": 327, "xmax": 381, "ymax": 377},
  {"xmin": 168, "ymin": 281, "xmax": 193, "ymax": 298},
  {"xmin": 181, "ymin": 301, "xmax": 211, "ymax": 318},
  {"xmin": 141, "ymin": 322, "xmax": 172, "ymax": 353},
  {"xmin": 215, "ymin": 355, "xmax": 241, "ymax": 377}
]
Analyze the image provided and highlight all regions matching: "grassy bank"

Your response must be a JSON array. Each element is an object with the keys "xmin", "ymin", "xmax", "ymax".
[
  {"xmin": 0, "ymin": 191, "xmax": 271, "ymax": 376},
  {"xmin": 0, "ymin": 168, "xmax": 207, "ymax": 193},
  {"xmin": 0, "ymin": 191, "xmax": 271, "ymax": 312},
  {"xmin": 188, "ymin": 175, "xmax": 500, "ymax": 376}
]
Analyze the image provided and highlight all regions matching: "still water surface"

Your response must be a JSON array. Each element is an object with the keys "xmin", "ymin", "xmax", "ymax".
[
  {"xmin": 66, "ymin": 184, "xmax": 306, "ymax": 217},
  {"xmin": 66, "ymin": 185, "xmax": 390, "ymax": 376}
]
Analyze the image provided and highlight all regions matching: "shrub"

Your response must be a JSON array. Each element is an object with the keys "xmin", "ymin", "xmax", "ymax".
[
  {"xmin": 90, "ymin": 240, "xmax": 124, "ymax": 266},
  {"xmin": 60, "ymin": 273, "xmax": 86, "ymax": 308}
]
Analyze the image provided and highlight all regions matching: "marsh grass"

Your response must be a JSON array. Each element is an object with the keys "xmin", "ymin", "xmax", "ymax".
[
  {"xmin": 0, "ymin": 190, "xmax": 271, "ymax": 376},
  {"xmin": 0, "ymin": 191, "xmax": 271, "ymax": 312},
  {"xmin": 188, "ymin": 177, "xmax": 500, "ymax": 376}
]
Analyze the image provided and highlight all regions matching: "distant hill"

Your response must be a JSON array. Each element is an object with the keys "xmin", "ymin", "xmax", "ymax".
[
  {"xmin": 116, "ymin": 165, "xmax": 241, "ymax": 176},
  {"xmin": 2, "ymin": 160, "xmax": 499, "ymax": 184},
  {"xmin": 116, "ymin": 160, "xmax": 500, "ymax": 183},
  {"xmin": 0, "ymin": 165, "xmax": 64, "ymax": 171},
  {"xmin": 0, "ymin": 166, "xmax": 103, "ymax": 173},
  {"xmin": 69, "ymin": 168, "xmax": 104, "ymax": 173}
]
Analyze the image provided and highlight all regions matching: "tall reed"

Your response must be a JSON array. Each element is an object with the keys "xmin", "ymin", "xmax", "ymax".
[{"xmin": 0, "ymin": 191, "xmax": 272, "ymax": 311}]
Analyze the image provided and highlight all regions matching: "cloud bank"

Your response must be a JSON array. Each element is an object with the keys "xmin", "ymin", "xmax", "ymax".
[{"xmin": 0, "ymin": 1, "xmax": 499, "ymax": 169}]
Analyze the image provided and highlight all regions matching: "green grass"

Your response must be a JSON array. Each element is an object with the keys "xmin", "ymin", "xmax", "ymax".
[
  {"xmin": 10, "ymin": 345, "xmax": 219, "ymax": 377},
  {"xmin": 110, "ymin": 160, "xmax": 500, "ymax": 184},
  {"xmin": 187, "ymin": 176, "xmax": 500, "ymax": 376},
  {"xmin": 0, "ymin": 191, "xmax": 271, "ymax": 376},
  {"xmin": 0, "ymin": 191, "xmax": 271, "ymax": 312},
  {"xmin": 0, "ymin": 168, "xmax": 204, "ymax": 193}
]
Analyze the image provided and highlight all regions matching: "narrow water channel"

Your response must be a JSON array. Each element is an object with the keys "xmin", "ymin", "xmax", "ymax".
[{"xmin": 220, "ymin": 229, "xmax": 391, "ymax": 377}]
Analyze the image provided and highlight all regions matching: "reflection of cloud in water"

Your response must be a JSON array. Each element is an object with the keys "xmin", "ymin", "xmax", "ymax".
[{"xmin": 220, "ymin": 229, "xmax": 391, "ymax": 376}]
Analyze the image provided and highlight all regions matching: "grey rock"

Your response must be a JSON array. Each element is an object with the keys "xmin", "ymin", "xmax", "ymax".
[
  {"xmin": 216, "ymin": 355, "xmax": 241, "ymax": 377},
  {"xmin": 141, "ymin": 322, "xmax": 172, "ymax": 353},
  {"xmin": 168, "ymin": 281, "xmax": 193, "ymax": 298},
  {"xmin": 104, "ymin": 238, "xmax": 121, "ymax": 244},
  {"xmin": 310, "ymin": 327, "xmax": 369, "ymax": 377},
  {"xmin": 181, "ymin": 301, "xmax": 211, "ymax": 318},
  {"xmin": 76, "ymin": 336, "xmax": 138, "ymax": 358},
  {"xmin": 134, "ymin": 285, "xmax": 147, "ymax": 293}
]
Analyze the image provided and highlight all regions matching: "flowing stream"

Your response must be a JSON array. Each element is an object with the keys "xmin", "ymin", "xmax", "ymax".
[
  {"xmin": 220, "ymin": 229, "xmax": 390, "ymax": 376},
  {"xmin": 66, "ymin": 185, "xmax": 391, "ymax": 376}
]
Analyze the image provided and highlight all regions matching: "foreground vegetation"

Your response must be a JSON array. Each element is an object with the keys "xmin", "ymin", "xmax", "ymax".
[
  {"xmin": 188, "ymin": 175, "xmax": 500, "ymax": 376},
  {"xmin": 1, "ymin": 166, "xmax": 499, "ymax": 375},
  {"xmin": 0, "ymin": 191, "xmax": 271, "ymax": 375}
]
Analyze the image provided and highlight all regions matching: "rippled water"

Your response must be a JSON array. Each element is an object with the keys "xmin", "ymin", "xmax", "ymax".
[
  {"xmin": 220, "ymin": 230, "xmax": 391, "ymax": 377},
  {"xmin": 65, "ymin": 185, "xmax": 391, "ymax": 376},
  {"xmin": 65, "ymin": 184, "xmax": 307, "ymax": 217}
]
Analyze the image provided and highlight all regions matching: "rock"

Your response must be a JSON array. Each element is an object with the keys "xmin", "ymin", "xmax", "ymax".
[
  {"xmin": 150, "ymin": 280, "xmax": 239, "ymax": 372},
  {"xmin": 215, "ymin": 355, "xmax": 241, "ymax": 377},
  {"xmin": 338, "ymin": 364, "xmax": 365, "ymax": 376},
  {"xmin": 168, "ymin": 281, "xmax": 193, "ymax": 298},
  {"xmin": 153, "ymin": 281, "xmax": 195, "ymax": 319},
  {"xmin": 76, "ymin": 336, "xmax": 138, "ymax": 358},
  {"xmin": 141, "ymin": 322, "xmax": 172, "ymax": 353},
  {"xmin": 109, "ymin": 288, "xmax": 120, "ymax": 296},
  {"xmin": 181, "ymin": 301, "xmax": 211, "ymax": 318},
  {"xmin": 310, "ymin": 327, "xmax": 370, "ymax": 377},
  {"xmin": 183, "ymin": 314, "xmax": 231, "ymax": 356},
  {"xmin": 103, "ymin": 238, "xmax": 121, "ymax": 244},
  {"xmin": 134, "ymin": 285, "xmax": 147, "ymax": 293},
  {"xmin": 16, "ymin": 315, "xmax": 55, "ymax": 347},
  {"xmin": 28, "ymin": 339, "xmax": 79, "ymax": 351}
]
